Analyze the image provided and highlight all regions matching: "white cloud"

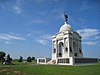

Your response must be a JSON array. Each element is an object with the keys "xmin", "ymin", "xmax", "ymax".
[
  {"xmin": 13, "ymin": 0, "xmax": 22, "ymax": 14},
  {"xmin": 41, "ymin": 34, "xmax": 52, "ymax": 40},
  {"xmin": 27, "ymin": 30, "xmax": 51, "ymax": 45},
  {"xmin": 77, "ymin": 28, "xmax": 100, "ymax": 45},
  {"xmin": 79, "ymin": 1, "xmax": 91, "ymax": 12},
  {"xmin": 36, "ymin": 34, "xmax": 51, "ymax": 45},
  {"xmin": 5, "ymin": 41, "xmax": 14, "ymax": 44},
  {"xmin": 26, "ymin": 33, "xmax": 32, "ymax": 37},
  {"xmin": 77, "ymin": 28, "xmax": 100, "ymax": 40},
  {"xmin": 30, "ymin": 31, "xmax": 52, "ymax": 45},
  {"xmin": 94, "ymin": 36, "xmax": 100, "ymax": 40},
  {"xmin": 81, "ymin": 1, "xmax": 88, "ymax": 10},
  {"xmin": 31, "ymin": 19, "xmax": 45, "ymax": 24},
  {"xmin": 36, "ymin": 39, "xmax": 48, "ymax": 45},
  {"xmin": 0, "ymin": 0, "xmax": 22, "ymax": 14},
  {"xmin": 0, "ymin": 33, "xmax": 25, "ymax": 41},
  {"xmin": 5, "ymin": 41, "xmax": 9, "ymax": 44},
  {"xmin": 27, "ymin": 19, "xmax": 47, "ymax": 26},
  {"xmin": 83, "ymin": 41, "xmax": 97, "ymax": 45},
  {"xmin": 14, "ymin": 6, "xmax": 21, "ymax": 14}
]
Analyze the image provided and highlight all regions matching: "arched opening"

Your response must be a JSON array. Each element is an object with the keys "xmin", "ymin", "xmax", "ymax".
[
  {"xmin": 73, "ymin": 41, "xmax": 77, "ymax": 52},
  {"xmin": 58, "ymin": 42, "xmax": 63, "ymax": 57},
  {"xmin": 53, "ymin": 48, "xmax": 56, "ymax": 53},
  {"xmin": 65, "ymin": 47, "xmax": 68, "ymax": 52},
  {"xmin": 73, "ymin": 42, "xmax": 76, "ymax": 47}
]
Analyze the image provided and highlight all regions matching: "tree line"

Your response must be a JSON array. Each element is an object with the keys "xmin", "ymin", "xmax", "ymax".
[
  {"xmin": 0, "ymin": 51, "xmax": 35, "ymax": 65},
  {"xmin": 18, "ymin": 56, "xmax": 35, "ymax": 62}
]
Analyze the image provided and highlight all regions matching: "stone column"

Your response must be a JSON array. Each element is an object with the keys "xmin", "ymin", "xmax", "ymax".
[
  {"xmin": 71, "ymin": 37, "xmax": 73, "ymax": 57},
  {"xmin": 55, "ymin": 39, "xmax": 58, "ymax": 64},
  {"xmin": 67, "ymin": 33, "xmax": 70, "ymax": 57}
]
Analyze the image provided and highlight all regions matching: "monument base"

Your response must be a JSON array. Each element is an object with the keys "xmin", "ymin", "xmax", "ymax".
[{"xmin": 37, "ymin": 57, "xmax": 98, "ymax": 65}]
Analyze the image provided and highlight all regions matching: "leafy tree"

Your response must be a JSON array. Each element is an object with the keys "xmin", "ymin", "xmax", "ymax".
[
  {"xmin": 27, "ymin": 56, "xmax": 32, "ymax": 62},
  {"xmin": 18, "ymin": 56, "xmax": 23, "ymax": 62},
  {"xmin": 0, "ymin": 51, "xmax": 6, "ymax": 64},
  {"xmin": 31, "ymin": 57, "xmax": 35, "ymax": 60},
  {"xmin": 5, "ymin": 54, "xmax": 12, "ymax": 64}
]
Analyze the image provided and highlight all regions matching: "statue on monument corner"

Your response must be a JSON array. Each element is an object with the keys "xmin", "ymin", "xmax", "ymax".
[{"xmin": 64, "ymin": 14, "xmax": 68, "ymax": 22}]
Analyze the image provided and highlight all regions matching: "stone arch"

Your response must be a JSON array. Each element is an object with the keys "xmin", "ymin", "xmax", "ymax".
[
  {"xmin": 53, "ymin": 48, "xmax": 56, "ymax": 53},
  {"xmin": 65, "ymin": 47, "xmax": 68, "ymax": 52},
  {"xmin": 58, "ymin": 42, "xmax": 64, "ymax": 57},
  {"xmin": 73, "ymin": 41, "xmax": 76, "ymax": 47},
  {"xmin": 73, "ymin": 41, "xmax": 77, "ymax": 52}
]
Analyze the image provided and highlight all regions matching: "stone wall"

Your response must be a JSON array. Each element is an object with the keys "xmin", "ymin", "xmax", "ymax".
[{"xmin": 75, "ymin": 58, "xmax": 98, "ymax": 64}]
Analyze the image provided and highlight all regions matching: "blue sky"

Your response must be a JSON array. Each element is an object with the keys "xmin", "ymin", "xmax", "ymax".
[{"xmin": 0, "ymin": 0, "xmax": 100, "ymax": 59}]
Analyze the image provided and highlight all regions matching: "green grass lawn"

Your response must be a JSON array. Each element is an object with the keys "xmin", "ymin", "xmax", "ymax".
[{"xmin": 0, "ymin": 61, "xmax": 100, "ymax": 75}]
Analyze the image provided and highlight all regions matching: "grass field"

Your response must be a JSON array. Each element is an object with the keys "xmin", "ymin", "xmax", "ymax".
[{"xmin": 0, "ymin": 61, "xmax": 100, "ymax": 75}]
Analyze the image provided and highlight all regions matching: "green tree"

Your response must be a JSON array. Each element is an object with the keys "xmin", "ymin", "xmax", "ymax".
[
  {"xmin": 27, "ymin": 56, "xmax": 32, "ymax": 62},
  {"xmin": 5, "ymin": 54, "xmax": 12, "ymax": 64},
  {"xmin": 18, "ymin": 56, "xmax": 23, "ymax": 62},
  {"xmin": 0, "ymin": 51, "xmax": 6, "ymax": 64},
  {"xmin": 31, "ymin": 57, "xmax": 35, "ymax": 60}
]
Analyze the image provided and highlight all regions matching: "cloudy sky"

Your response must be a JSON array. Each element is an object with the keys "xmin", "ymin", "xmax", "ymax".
[{"xmin": 0, "ymin": 0, "xmax": 100, "ymax": 59}]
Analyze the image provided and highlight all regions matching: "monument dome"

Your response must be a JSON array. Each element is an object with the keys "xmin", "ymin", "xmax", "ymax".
[{"xmin": 59, "ymin": 22, "xmax": 73, "ymax": 32}]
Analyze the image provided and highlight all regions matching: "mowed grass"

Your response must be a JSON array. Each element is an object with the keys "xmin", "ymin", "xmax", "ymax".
[{"xmin": 0, "ymin": 61, "xmax": 100, "ymax": 75}]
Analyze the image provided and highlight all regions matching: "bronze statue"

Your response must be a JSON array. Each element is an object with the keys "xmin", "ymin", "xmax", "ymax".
[{"xmin": 64, "ymin": 14, "xmax": 68, "ymax": 22}]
